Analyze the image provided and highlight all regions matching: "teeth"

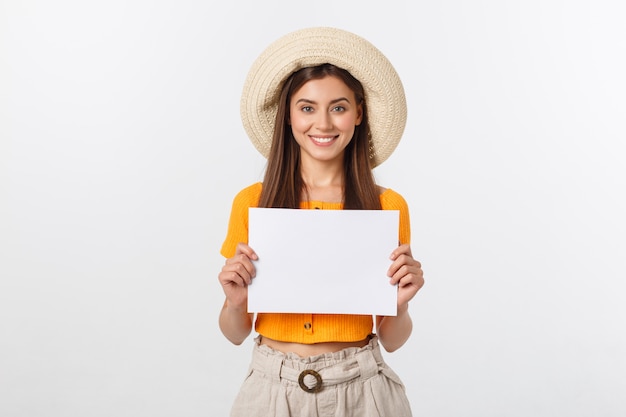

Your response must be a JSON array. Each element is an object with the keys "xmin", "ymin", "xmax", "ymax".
[{"xmin": 311, "ymin": 136, "xmax": 334, "ymax": 143}]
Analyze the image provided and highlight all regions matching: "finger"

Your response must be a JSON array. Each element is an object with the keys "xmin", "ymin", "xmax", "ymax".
[
  {"xmin": 235, "ymin": 242, "xmax": 258, "ymax": 261},
  {"xmin": 391, "ymin": 260, "xmax": 424, "ymax": 284},
  {"xmin": 219, "ymin": 270, "xmax": 247, "ymax": 287},
  {"xmin": 389, "ymin": 243, "xmax": 412, "ymax": 261},
  {"xmin": 236, "ymin": 254, "xmax": 257, "ymax": 279},
  {"xmin": 221, "ymin": 261, "xmax": 254, "ymax": 285},
  {"xmin": 397, "ymin": 271, "xmax": 425, "ymax": 292},
  {"xmin": 225, "ymin": 253, "xmax": 257, "ymax": 279},
  {"xmin": 387, "ymin": 256, "xmax": 405, "ymax": 278},
  {"xmin": 387, "ymin": 254, "xmax": 420, "ymax": 278},
  {"xmin": 388, "ymin": 264, "xmax": 414, "ymax": 285}
]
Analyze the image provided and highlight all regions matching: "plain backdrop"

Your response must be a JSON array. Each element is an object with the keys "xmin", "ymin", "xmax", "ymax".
[{"xmin": 1, "ymin": 1, "xmax": 625, "ymax": 416}]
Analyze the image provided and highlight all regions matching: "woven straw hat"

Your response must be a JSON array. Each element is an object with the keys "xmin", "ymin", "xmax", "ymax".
[{"xmin": 240, "ymin": 27, "xmax": 407, "ymax": 167}]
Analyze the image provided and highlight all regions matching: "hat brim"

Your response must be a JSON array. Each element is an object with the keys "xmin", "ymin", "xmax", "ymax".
[{"xmin": 240, "ymin": 27, "xmax": 407, "ymax": 168}]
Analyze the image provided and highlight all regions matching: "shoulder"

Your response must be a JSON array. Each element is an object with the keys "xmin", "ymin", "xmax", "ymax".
[
  {"xmin": 232, "ymin": 182, "xmax": 263, "ymax": 207},
  {"xmin": 378, "ymin": 186, "xmax": 409, "ymax": 210}
]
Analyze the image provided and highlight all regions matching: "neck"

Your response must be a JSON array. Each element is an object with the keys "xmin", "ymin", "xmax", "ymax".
[{"xmin": 299, "ymin": 158, "xmax": 345, "ymax": 203}]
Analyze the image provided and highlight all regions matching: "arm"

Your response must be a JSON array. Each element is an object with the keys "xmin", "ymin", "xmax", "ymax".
[
  {"xmin": 376, "ymin": 244, "xmax": 424, "ymax": 352},
  {"xmin": 218, "ymin": 243, "xmax": 258, "ymax": 345}
]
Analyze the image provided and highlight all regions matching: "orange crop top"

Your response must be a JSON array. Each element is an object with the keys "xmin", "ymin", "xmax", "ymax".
[{"xmin": 220, "ymin": 182, "xmax": 411, "ymax": 344}]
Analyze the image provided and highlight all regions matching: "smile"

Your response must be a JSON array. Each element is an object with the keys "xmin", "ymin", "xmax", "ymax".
[{"xmin": 310, "ymin": 136, "xmax": 337, "ymax": 144}]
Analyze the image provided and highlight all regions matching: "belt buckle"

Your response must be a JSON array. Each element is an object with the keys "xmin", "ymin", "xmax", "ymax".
[{"xmin": 298, "ymin": 369, "xmax": 323, "ymax": 393}]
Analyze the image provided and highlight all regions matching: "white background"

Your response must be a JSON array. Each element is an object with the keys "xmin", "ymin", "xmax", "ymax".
[{"xmin": 1, "ymin": 1, "xmax": 625, "ymax": 416}]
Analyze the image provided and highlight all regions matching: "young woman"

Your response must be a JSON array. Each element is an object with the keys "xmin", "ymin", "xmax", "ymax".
[{"xmin": 218, "ymin": 27, "xmax": 424, "ymax": 417}]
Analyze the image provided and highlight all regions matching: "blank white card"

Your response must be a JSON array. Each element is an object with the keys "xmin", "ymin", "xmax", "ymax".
[{"xmin": 248, "ymin": 208, "xmax": 399, "ymax": 316}]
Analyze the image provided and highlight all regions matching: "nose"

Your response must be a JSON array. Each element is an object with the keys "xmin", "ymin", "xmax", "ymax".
[{"xmin": 315, "ymin": 111, "xmax": 333, "ymax": 130}]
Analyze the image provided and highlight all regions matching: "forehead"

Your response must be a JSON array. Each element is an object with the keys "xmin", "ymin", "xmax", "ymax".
[{"xmin": 291, "ymin": 76, "xmax": 356, "ymax": 101}]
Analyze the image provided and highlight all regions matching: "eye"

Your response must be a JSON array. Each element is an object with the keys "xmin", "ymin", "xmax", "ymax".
[
  {"xmin": 300, "ymin": 106, "xmax": 314, "ymax": 113},
  {"xmin": 331, "ymin": 105, "xmax": 346, "ymax": 112}
]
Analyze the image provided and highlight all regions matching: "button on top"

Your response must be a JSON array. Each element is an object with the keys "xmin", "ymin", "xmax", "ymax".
[{"xmin": 304, "ymin": 322, "xmax": 312, "ymax": 330}]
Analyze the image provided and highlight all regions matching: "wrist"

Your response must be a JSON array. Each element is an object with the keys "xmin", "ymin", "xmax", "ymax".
[
  {"xmin": 225, "ymin": 299, "xmax": 248, "ymax": 314},
  {"xmin": 397, "ymin": 303, "xmax": 409, "ymax": 315}
]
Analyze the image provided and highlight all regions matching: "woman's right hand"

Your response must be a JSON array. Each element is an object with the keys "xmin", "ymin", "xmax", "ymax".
[{"xmin": 218, "ymin": 243, "xmax": 258, "ymax": 309}]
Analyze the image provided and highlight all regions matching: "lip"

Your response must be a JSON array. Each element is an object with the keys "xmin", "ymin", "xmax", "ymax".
[{"xmin": 309, "ymin": 135, "xmax": 338, "ymax": 146}]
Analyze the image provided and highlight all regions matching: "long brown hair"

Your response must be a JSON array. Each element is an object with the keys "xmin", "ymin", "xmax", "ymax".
[{"xmin": 258, "ymin": 64, "xmax": 381, "ymax": 210}]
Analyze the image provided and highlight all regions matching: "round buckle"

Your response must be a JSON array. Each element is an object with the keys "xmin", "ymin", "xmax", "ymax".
[{"xmin": 298, "ymin": 369, "xmax": 323, "ymax": 393}]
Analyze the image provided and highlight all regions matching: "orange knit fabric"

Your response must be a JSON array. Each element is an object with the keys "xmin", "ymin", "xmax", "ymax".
[{"xmin": 220, "ymin": 182, "xmax": 411, "ymax": 344}]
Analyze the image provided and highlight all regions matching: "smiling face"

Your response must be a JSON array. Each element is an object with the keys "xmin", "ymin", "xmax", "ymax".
[{"xmin": 289, "ymin": 75, "xmax": 363, "ymax": 167}]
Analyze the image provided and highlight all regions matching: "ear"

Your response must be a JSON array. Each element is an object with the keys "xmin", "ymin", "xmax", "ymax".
[{"xmin": 355, "ymin": 102, "xmax": 363, "ymax": 126}]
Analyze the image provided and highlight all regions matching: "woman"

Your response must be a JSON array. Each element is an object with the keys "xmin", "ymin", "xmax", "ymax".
[{"xmin": 219, "ymin": 27, "xmax": 424, "ymax": 417}]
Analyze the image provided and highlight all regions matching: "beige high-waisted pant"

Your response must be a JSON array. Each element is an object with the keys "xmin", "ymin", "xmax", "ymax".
[{"xmin": 230, "ymin": 335, "xmax": 412, "ymax": 417}]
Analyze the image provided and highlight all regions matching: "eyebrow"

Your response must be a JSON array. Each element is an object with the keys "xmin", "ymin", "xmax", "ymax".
[{"xmin": 295, "ymin": 97, "xmax": 351, "ymax": 105}]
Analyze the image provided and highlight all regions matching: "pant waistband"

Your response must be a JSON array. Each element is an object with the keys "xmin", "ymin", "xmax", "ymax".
[{"xmin": 250, "ymin": 336, "xmax": 384, "ymax": 392}]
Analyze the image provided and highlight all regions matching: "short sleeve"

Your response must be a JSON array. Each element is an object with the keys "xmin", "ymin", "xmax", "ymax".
[
  {"xmin": 380, "ymin": 189, "xmax": 411, "ymax": 245},
  {"xmin": 220, "ymin": 183, "xmax": 262, "ymax": 258}
]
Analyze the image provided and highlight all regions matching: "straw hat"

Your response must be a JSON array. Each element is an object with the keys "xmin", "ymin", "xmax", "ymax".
[{"xmin": 240, "ymin": 27, "xmax": 407, "ymax": 167}]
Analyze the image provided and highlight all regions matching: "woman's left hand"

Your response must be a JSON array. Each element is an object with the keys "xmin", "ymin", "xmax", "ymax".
[{"xmin": 387, "ymin": 244, "xmax": 424, "ymax": 309}]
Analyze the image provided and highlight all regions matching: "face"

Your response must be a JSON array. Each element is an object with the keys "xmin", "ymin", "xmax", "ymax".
[{"xmin": 289, "ymin": 75, "xmax": 363, "ymax": 166}]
